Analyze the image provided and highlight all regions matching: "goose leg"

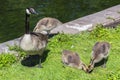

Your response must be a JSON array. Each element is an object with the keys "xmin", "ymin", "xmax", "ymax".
[
  {"xmin": 101, "ymin": 58, "xmax": 107, "ymax": 68},
  {"xmin": 38, "ymin": 58, "xmax": 43, "ymax": 68}
]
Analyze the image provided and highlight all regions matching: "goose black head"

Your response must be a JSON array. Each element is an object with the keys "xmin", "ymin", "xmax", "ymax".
[{"xmin": 26, "ymin": 8, "xmax": 38, "ymax": 15}]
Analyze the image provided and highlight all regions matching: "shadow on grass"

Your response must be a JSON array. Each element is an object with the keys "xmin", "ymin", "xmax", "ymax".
[
  {"xmin": 88, "ymin": 57, "xmax": 109, "ymax": 73},
  {"xmin": 21, "ymin": 49, "xmax": 50, "ymax": 67},
  {"xmin": 94, "ymin": 57, "xmax": 109, "ymax": 67}
]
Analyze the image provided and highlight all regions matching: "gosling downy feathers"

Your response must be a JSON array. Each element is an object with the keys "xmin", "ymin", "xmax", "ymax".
[
  {"xmin": 33, "ymin": 17, "xmax": 62, "ymax": 35},
  {"xmin": 62, "ymin": 50, "xmax": 88, "ymax": 72},
  {"xmin": 87, "ymin": 42, "xmax": 110, "ymax": 73}
]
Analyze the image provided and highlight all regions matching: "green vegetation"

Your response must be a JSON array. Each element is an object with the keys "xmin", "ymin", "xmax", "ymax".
[
  {"xmin": 0, "ymin": 25, "xmax": 120, "ymax": 80},
  {"xmin": 0, "ymin": 53, "xmax": 17, "ymax": 68},
  {"xmin": 9, "ymin": 45, "xmax": 26, "ymax": 60}
]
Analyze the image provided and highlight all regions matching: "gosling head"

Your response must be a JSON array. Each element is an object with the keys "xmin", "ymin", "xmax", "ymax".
[
  {"xmin": 87, "ymin": 64, "xmax": 94, "ymax": 73},
  {"xmin": 26, "ymin": 7, "xmax": 38, "ymax": 15}
]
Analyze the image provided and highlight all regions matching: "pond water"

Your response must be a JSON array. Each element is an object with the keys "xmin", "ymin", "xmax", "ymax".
[{"xmin": 0, "ymin": 0, "xmax": 120, "ymax": 43}]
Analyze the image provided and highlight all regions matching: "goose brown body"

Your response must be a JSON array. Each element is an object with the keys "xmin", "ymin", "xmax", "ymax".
[{"xmin": 20, "ymin": 32, "xmax": 47, "ymax": 55}]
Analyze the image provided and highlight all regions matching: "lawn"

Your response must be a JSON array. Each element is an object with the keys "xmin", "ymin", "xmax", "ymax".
[{"xmin": 0, "ymin": 25, "xmax": 120, "ymax": 80}]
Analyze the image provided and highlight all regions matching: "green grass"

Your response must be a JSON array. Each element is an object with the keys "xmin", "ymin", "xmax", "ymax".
[{"xmin": 0, "ymin": 25, "xmax": 120, "ymax": 80}]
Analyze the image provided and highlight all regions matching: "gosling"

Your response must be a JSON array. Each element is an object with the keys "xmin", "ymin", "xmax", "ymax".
[
  {"xmin": 87, "ymin": 42, "xmax": 110, "ymax": 73},
  {"xmin": 62, "ymin": 50, "xmax": 88, "ymax": 72},
  {"xmin": 33, "ymin": 17, "xmax": 62, "ymax": 35}
]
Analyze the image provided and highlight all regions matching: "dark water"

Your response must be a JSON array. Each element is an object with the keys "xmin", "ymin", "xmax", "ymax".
[{"xmin": 0, "ymin": 0, "xmax": 120, "ymax": 43}]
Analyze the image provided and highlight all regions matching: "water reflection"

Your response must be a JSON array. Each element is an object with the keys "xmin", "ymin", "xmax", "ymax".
[{"xmin": 0, "ymin": 0, "xmax": 120, "ymax": 43}]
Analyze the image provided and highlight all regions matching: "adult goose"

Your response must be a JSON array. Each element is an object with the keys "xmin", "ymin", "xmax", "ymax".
[{"xmin": 19, "ymin": 8, "xmax": 48, "ymax": 67}]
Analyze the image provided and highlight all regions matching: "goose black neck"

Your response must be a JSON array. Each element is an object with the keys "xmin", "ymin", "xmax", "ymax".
[{"xmin": 25, "ymin": 13, "xmax": 30, "ymax": 34}]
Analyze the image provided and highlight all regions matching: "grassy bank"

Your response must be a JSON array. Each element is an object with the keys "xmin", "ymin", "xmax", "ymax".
[{"xmin": 0, "ymin": 25, "xmax": 120, "ymax": 80}]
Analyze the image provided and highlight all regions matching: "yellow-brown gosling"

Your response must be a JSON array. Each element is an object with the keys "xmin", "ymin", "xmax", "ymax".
[
  {"xmin": 62, "ymin": 50, "xmax": 88, "ymax": 72},
  {"xmin": 33, "ymin": 17, "xmax": 62, "ymax": 35},
  {"xmin": 87, "ymin": 42, "xmax": 110, "ymax": 73}
]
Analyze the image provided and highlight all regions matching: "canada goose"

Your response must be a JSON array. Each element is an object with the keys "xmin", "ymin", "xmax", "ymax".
[
  {"xmin": 87, "ymin": 42, "xmax": 110, "ymax": 73},
  {"xmin": 33, "ymin": 17, "xmax": 62, "ymax": 35},
  {"xmin": 62, "ymin": 50, "xmax": 88, "ymax": 72},
  {"xmin": 19, "ymin": 8, "xmax": 48, "ymax": 67}
]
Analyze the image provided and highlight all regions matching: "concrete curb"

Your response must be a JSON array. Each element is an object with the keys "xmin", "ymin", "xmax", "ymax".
[
  {"xmin": 51, "ymin": 5, "xmax": 120, "ymax": 34},
  {"xmin": 0, "ymin": 38, "xmax": 20, "ymax": 54}
]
